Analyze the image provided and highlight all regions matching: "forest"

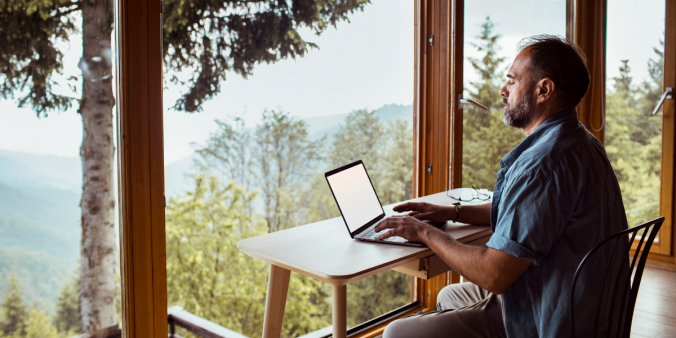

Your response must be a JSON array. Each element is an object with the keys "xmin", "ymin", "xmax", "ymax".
[{"xmin": 0, "ymin": 17, "xmax": 664, "ymax": 338}]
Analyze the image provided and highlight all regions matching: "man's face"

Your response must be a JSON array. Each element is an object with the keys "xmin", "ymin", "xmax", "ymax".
[{"xmin": 500, "ymin": 50, "xmax": 537, "ymax": 129}]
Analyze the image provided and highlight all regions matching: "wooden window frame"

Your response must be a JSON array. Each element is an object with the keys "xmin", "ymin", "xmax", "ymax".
[{"xmin": 117, "ymin": 0, "xmax": 167, "ymax": 336}]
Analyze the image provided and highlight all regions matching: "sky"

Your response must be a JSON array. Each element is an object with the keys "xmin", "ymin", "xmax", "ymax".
[{"xmin": 0, "ymin": 0, "xmax": 666, "ymax": 164}]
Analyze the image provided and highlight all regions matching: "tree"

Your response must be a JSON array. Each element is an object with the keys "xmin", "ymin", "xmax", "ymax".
[
  {"xmin": 0, "ymin": 273, "xmax": 28, "ymax": 338},
  {"xmin": 53, "ymin": 275, "xmax": 81, "ymax": 336},
  {"xmin": 24, "ymin": 309, "xmax": 59, "ymax": 338},
  {"xmin": 463, "ymin": 17, "xmax": 524, "ymax": 190},
  {"xmin": 195, "ymin": 111, "xmax": 323, "ymax": 233},
  {"xmin": 328, "ymin": 109, "xmax": 386, "ymax": 171},
  {"xmin": 0, "ymin": 0, "xmax": 369, "ymax": 332},
  {"xmin": 605, "ymin": 41, "xmax": 663, "ymax": 227},
  {"xmin": 255, "ymin": 111, "xmax": 323, "ymax": 233}
]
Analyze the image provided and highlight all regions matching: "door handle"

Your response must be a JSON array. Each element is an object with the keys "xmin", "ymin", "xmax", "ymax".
[
  {"xmin": 652, "ymin": 87, "xmax": 673, "ymax": 116},
  {"xmin": 458, "ymin": 96, "xmax": 488, "ymax": 111}
]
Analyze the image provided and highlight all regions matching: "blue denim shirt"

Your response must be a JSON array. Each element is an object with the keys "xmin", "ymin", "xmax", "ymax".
[{"xmin": 486, "ymin": 108, "xmax": 628, "ymax": 338}]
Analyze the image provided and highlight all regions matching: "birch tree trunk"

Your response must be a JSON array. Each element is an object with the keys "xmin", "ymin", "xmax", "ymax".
[{"xmin": 79, "ymin": 0, "xmax": 117, "ymax": 333}]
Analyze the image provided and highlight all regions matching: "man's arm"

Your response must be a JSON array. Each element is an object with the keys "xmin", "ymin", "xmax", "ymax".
[
  {"xmin": 421, "ymin": 226, "xmax": 532, "ymax": 294},
  {"xmin": 392, "ymin": 201, "xmax": 492, "ymax": 225},
  {"xmin": 378, "ymin": 202, "xmax": 532, "ymax": 294}
]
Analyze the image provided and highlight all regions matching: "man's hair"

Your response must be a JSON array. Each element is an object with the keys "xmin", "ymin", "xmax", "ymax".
[{"xmin": 517, "ymin": 35, "xmax": 590, "ymax": 108}]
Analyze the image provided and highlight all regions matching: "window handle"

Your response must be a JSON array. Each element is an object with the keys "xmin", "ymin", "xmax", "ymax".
[
  {"xmin": 652, "ymin": 87, "xmax": 673, "ymax": 116},
  {"xmin": 458, "ymin": 97, "xmax": 488, "ymax": 111}
]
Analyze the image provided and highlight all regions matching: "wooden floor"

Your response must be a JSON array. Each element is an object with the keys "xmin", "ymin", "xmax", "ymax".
[{"xmin": 631, "ymin": 266, "xmax": 676, "ymax": 338}]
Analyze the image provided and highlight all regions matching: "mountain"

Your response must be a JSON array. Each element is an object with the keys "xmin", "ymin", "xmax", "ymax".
[
  {"xmin": 0, "ymin": 150, "xmax": 82, "ymax": 192},
  {"xmin": 304, "ymin": 103, "xmax": 413, "ymax": 141},
  {"xmin": 0, "ymin": 151, "xmax": 82, "ymax": 312}
]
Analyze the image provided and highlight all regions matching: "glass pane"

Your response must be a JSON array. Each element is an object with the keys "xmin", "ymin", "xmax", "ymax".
[
  {"xmin": 606, "ymin": 0, "xmax": 665, "ymax": 229},
  {"xmin": 0, "ymin": 1, "xmax": 121, "ymax": 336},
  {"xmin": 163, "ymin": 0, "xmax": 413, "ymax": 336},
  {"xmin": 462, "ymin": 1, "xmax": 566, "ymax": 190}
]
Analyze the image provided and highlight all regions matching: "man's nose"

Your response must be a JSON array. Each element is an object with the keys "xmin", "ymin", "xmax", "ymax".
[{"xmin": 499, "ymin": 84, "xmax": 508, "ymax": 97}]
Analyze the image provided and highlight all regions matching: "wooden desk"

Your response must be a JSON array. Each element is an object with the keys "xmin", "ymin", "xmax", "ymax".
[{"xmin": 237, "ymin": 191, "xmax": 492, "ymax": 338}]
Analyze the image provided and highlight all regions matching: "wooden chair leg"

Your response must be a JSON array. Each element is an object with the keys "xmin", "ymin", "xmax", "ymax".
[{"xmin": 263, "ymin": 264, "xmax": 291, "ymax": 338}]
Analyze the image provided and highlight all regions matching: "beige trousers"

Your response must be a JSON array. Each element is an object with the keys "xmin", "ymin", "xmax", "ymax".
[{"xmin": 383, "ymin": 282, "xmax": 506, "ymax": 338}]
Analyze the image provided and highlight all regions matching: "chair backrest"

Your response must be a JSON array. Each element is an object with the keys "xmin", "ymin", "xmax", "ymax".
[{"xmin": 570, "ymin": 216, "xmax": 664, "ymax": 338}]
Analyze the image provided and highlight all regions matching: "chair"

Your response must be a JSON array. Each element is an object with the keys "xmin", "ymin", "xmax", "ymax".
[{"xmin": 570, "ymin": 216, "xmax": 664, "ymax": 338}]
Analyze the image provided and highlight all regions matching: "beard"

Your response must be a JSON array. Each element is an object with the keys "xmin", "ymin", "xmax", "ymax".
[{"xmin": 503, "ymin": 90, "xmax": 534, "ymax": 129}]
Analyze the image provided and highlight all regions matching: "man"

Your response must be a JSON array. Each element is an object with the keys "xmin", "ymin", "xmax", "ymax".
[{"xmin": 378, "ymin": 35, "xmax": 628, "ymax": 338}]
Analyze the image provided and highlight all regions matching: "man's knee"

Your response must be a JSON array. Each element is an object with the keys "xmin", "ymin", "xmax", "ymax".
[
  {"xmin": 436, "ymin": 282, "xmax": 489, "ymax": 312},
  {"xmin": 382, "ymin": 316, "xmax": 410, "ymax": 338}
]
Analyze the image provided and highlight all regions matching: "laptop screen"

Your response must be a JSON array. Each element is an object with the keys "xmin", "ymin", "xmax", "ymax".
[{"xmin": 325, "ymin": 161, "xmax": 384, "ymax": 233}]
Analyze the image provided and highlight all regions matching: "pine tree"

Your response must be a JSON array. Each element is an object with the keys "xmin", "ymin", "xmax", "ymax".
[
  {"xmin": 0, "ymin": 273, "xmax": 28, "ymax": 338},
  {"xmin": 25, "ymin": 309, "xmax": 59, "ymax": 338},
  {"xmin": 463, "ymin": 17, "xmax": 524, "ymax": 190},
  {"xmin": 53, "ymin": 275, "xmax": 81, "ymax": 335},
  {"xmin": 605, "ymin": 41, "xmax": 664, "ymax": 227}
]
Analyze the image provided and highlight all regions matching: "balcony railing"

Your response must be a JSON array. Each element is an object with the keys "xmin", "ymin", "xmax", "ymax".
[{"xmin": 167, "ymin": 306, "xmax": 249, "ymax": 338}]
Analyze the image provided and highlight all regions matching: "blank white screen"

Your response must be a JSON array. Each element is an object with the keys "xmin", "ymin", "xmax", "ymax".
[{"xmin": 326, "ymin": 163, "xmax": 383, "ymax": 233}]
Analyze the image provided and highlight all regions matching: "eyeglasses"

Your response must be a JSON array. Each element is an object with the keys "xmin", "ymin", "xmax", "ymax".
[{"xmin": 447, "ymin": 186, "xmax": 491, "ymax": 202}]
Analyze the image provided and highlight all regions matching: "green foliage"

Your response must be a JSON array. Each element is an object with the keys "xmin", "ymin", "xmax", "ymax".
[
  {"xmin": 24, "ymin": 309, "xmax": 58, "ymax": 338},
  {"xmin": 0, "ymin": 0, "xmax": 80, "ymax": 115},
  {"xmin": 462, "ymin": 17, "xmax": 524, "ymax": 190},
  {"xmin": 255, "ymin": 110, "xmax": 323, "ymax": 233},
  {"xmin": 346, "ymin": 270, "xmax": 409, "ymax": 327},
  {"xmin": 166, "ymin": 174, "xmax": 331, "ymax": 337},
  {"xmin": 162, "ymin": 0, "xmax": 371, "ymax": 112},
  {"xmin": 52, "ymin": 274, "xmax": 80, "ymax": 335},
  {"xmin": 0, "ymin": 273, "xmax": 28, "ymax": 337},
  {"xmin": 195, "ymin": 110, "xmax": 323, "ymax": 233},
  {"xmin": 0, "ymin": 248, "xmax": 70, "ymax": 315},
  {"xmin": 605, "ymin": 46, "xmax": 663, "ymax": 227}
]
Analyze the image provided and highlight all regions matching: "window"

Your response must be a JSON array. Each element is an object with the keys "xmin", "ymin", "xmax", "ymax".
[
  {"xmin": 605, "ymin": 0, "xmax": 665, "ymax": 237},
  {"xmin": 0, "ymin": 1, "xmax": 121, "ymax": 336},
  {"xmin": 162, "ymin": 1, "xmax": 415, "ymax": 336},
  {"xmin": 461, "ymin": 0, "xmax": 567, "ymax": 190}
]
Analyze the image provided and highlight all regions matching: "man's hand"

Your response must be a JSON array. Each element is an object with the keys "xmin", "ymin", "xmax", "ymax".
[
  {"xmin": 393, "ymin": 202, "xmax": 453, "ymax": 223},
  {"xmin": 375, "ymin": 215, "xmax": 433, "ymax": 243}
]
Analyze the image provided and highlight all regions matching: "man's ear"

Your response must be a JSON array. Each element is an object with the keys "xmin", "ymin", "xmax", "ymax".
[{"xmin": 536, "ymin": 78, "xmax": 555, "ymax": 103}]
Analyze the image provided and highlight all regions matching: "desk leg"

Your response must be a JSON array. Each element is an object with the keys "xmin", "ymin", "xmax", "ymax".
[
  {"xmin": 263, "ymin": 264, "xmax": 291, "ymax": 338},
  {"xmin": 332, "ymin": 284, "xmax": 347, "ymax": 338}
]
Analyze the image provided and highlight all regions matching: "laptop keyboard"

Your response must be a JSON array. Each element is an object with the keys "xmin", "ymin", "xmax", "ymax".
[{"xmin": 359, "ymin": 227, "xmax": 405, "ymax": 242}]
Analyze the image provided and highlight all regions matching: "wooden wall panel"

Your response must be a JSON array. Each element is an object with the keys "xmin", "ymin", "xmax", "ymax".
[{"xmin": 117, "ymin": 0, "xmax": 167, "ymax": 336}]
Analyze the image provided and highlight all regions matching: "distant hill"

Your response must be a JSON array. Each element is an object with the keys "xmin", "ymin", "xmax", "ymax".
[
  {"xmin": 0, "ymin": 151, "xmax": 81, "ymax": 313},
  {"xmin": 304, "ymin": 103, "xmax": 412, "ymax": 141},
  {"xmin": 0, "ymin": 150, "xmax": 82, "ymax": 192},
  {"xmin": 164, "ymin": 103, "xmax": 413, "ymax": 197},
  {"xmin": 0, "ymin": 247, "xmax": 72, "ymax": 314}
]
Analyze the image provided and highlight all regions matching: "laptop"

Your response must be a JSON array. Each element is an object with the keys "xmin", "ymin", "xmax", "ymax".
[{"xmin": 325, "ymin": 160, "xmax": 425, "ymax": 247}]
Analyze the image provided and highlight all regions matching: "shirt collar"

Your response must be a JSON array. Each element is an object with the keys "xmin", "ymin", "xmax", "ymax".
[{"xmin": 499, "ymin": 108, "xmax": 578, "ymax": 169}]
